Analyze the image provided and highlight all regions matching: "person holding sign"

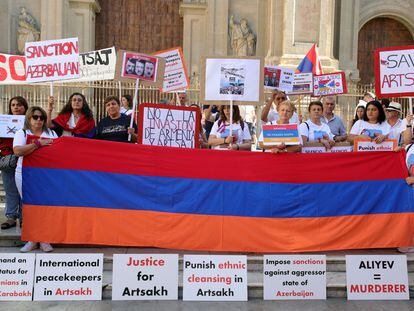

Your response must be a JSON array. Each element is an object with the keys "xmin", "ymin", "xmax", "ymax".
[
  {"xmin": 348, "ymin": 100, "xmax": 390, "ymax": 144},
  {"xmin": 261, "ymin": 90, "xmax": 298, "ymax": 124},
  {"xmin": 258, "ymin": 100, "xmax": 302, "ymax": 153},
  {"xmin": 96, "ymin": 96, "xmax": 137, "ymax": 143},
  {"xmin": 13, "ymin": 107, "xmax": 57, "ymax": 253},
  {"xmin": 0, "ymin": 97, "xmax": 28, "ymax": 230},
  {"xmin": 208, "ymin": 105, "xmax": 251, "ymax": 150},
  {"xmin": 47, "ymin": 93, "xmax": 95, "ymax": 138},
  {"xmin": 299, "ymin": 101, "xmax": 335, "ymax": 150}
]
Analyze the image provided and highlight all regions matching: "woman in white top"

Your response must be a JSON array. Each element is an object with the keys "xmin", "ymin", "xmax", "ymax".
[
  {"xmin": 348, "ymin": 100, "xmax": 390, "ymax": 144},
  {"xmin": 13, "ymin": 106, "xmax": 58, "ymax": 253},
  {"xmin": 208, "ymin": 105, "xmax": 251, "ymax": 151},
  {"xmin": 120, "ymin": 94, "xmax": 133, "ymax": 116},
  {"xmin": 299, "ymin": 101, "xmax": 335, "ymax": 150}
]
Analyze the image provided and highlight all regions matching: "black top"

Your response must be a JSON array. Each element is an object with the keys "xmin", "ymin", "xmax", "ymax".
[{"xmin": 96, "ymin": 114, "xmax": 137, "ymax": 142}]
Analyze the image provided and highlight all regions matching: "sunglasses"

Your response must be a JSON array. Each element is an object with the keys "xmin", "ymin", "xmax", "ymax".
[
  {"xmin": 32, "ymin": 115, "xmax": 45, "ymax": 121},
  {"xmin": 276, "ymin": 97, "xmax": 286, "ymax": 101}
]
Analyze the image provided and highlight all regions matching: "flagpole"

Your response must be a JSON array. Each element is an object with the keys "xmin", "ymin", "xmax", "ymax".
[
  {"xmin": 229, "ymin": 99, "xmax": 233, "ymax": 148},
  {"xmin": 128, "ymin": 79, "xmax": 139, "ymax": 142}
]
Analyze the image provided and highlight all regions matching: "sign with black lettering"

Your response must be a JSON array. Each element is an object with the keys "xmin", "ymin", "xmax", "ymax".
[
  {"xmin": 183, "ymin": 255, "xmax": 247, "ymax": 301},
  {"xmin": 263, "ymin": 255, "xmax": 326, "ymax": 300},
  {"xmin": 33, "ymin": 253, "xmax": 103, "ymax": 301},
  {"xmin": 346, "ymin": 255, "xmax": 409, "ymax": 300},
  {"xmin": 112, "ymin": 254, "xmax": 178, "ymax": 300},
  {"xmin": 0, "ymin": 254, "xmax": 35, "ymax": 301},
  {"xmin": 375, "ymin": 45, "xmax": 414, "ymax": 97},
  {"xmin": 138, "ymin": 103, "xmax": 200, "ymax": 148}
]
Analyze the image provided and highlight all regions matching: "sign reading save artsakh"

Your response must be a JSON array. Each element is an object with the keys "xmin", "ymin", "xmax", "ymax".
[
  {"xmin": 374, "ymin": 45, "xmax": 414, "ymax": 97},
  {"xmin": 25, "ymin": 37, "xmax": 80, "ymax": 83}
]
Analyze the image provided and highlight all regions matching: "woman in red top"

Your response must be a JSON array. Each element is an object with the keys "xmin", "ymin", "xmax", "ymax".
[
  {"xmin": 0, "ymin": 96, "xmax": 28, "ymax": 229},
  {"xmin": 47, "ymin": 92, "xmax": 95, "ymax": 137}
]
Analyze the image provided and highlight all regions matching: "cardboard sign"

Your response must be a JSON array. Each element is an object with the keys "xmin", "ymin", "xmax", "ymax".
[
  {"xmin": 154, "ymin": 47, "xmax": 189, "ymax": 92},
  {"xmin": 0, "ymin": 254, "xmax": 35, "ymax": 301},
  {"xmin": 313, "ymin": 72, "xmax": 347, "ymax": 96},
  {"xmin": 112, "ymin": 254, "xmax": 178, "ymax": 300},
  {"xmin": 264, "ymin": 66, "xmax": 294, "ymax": 93},
  {"xmin": 68, "ymin": 47, "xmax": 116, "ymax": 82},
  {"xmin": 25, "ymin": 37, "xmax": 80, "ymax": 82},
  {"xmin": 354, "ymin": 139, "xmax": 397, "ymax": 152},
  {"xmin": 138, "ymin": 103, "xmax": 200, "ymax": 148},
  {"xmin": 263, "ymin": 255, "xmax": 326, "ymax": 300},
  {"xmin": 302, "ymin": 142, "xmax": 353, "ymax": 153},
  {"xmin": 183, "ymin": 255, "xmax": 247, "ymax": 301},
  {"xmin": 374, "ymin": 45, "xmax": 414, "ymax": 97},
  {"xmin": 346, "ymin": 255, "xmax": 409, "ymax": 300},
  {"xmin": 201, "ymin": 56, "xmax": 264, "ymax": 105},
  {"xmin": 289, "ymin": 73, "xmax": 313, "ymax": 95},
  {"xmin": 0, "ymin": 53, "xmax": 26, "ymax": 84},
  {"xmin": 262, "ymin": 123, "xmax": 300, "ymax": 145},
  {"xmin": 0, "ymin": 115, "xmax": 25, "ymax": 138},
  {"xmin": 33, "ymin": 253, "xmax": 103, "ymax": 301}
]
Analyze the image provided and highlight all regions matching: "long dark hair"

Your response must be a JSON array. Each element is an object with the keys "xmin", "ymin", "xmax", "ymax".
[
  {"xmin": 352, "ymin": 106, "xmax": 365, "ymax": 126},
  {"xmin": 218, "ymin": 105, "xmax": 243, "ymax": 126},
  {"xmin": 8, "ymin": 96, "xmax": 28, "ymax": 115},
  {"xmin": 363, "ymin": 100, "xmax": 386, "ymax": 124},
  {"xmin": 122, "ymin": 94, "xmax": 133, "ymax": 109},
  {"xmin": 59, "ymin": 92, "xmax": 93, "ymax": 119}
]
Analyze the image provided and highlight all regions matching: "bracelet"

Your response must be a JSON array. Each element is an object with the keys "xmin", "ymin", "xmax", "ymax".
[{"xmin": 34, "ymin": 139, "xmax": 41, "ymax": 148}]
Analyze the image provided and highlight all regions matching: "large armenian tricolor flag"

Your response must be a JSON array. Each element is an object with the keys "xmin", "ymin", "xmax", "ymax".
[
  {"xmin": 296, "ymin": 43, "xmax": 323, "ymax": 75},
  {"xmin": 22, "ymin": 137, "xmax": 414, "ymax": 252}
]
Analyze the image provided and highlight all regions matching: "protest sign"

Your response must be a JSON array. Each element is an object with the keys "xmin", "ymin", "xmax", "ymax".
[
  {"xmin": 25, "ymin": 37, "xmax": 80, "ymax": 83},
  {"xmin": 112, "ymin": 254, "xmax": 178, "ymax": 300},
  {"xmin": 263, "ymin": 255, "xmax": 326, "ymax": 300},
  {"xmin": 346, "ymin": 255, "xmax": 409, "ymax": 300},
  {"xmin": 33, "ymin": 253, "xmax": 103, "ymax": 301},
  {"xmin": 68, "ymin": 47, "xmax": 116, "ymax": 82},
  {"xmin": 262, "ymin": 124, "xmax": 300, "ymax": 145},
  {"xmin": 313, "ymin": 72, "xmax": 347, "ymax": 96},
  {"xmin": 289, "ymin": 73, "xmax": 313, "ymax": 95},
  {"xmin": 201, "ymin": 56, "xmax": 264, "ymax": 104},
  {"xmin": 154, "ymin": 47, "xmax": 189, "ymax": 93},
  {"xmin": 0, "ymin": 53, "xmax": 26, "ymax": 84},
  {"xmin": 302, "ymin": 142, "xmax": 353, "ymax": 153},
  {"xmin": 183, "ymin": 255, "xmax": 247, "ymax": 301},
  {"xmin": 264, "ymin": 66, "xmax": 294, "ymax": 93},
  {"xmin": 374, "ymin": 45, "xmax": 414, "ymax": 97},
  {"xmin": 0, "ymin": 115, "xmax": 25, "ymax": 138},
  {"xmin": 0, "ymin": 254, "xmax": 35, "ymax": 301},
  {"xmin": 138, "ymin": 103, "xmax": 200, "ymax": 148},
  {"xmin": 353, "ymin": 139, "xmax": 397, "ymax": 152},
  {"xmin": 301, "ymin": 145, "xmax": 326, "ymax": 153}
]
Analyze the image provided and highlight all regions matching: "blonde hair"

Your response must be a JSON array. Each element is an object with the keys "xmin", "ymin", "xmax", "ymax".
[
  {"xmin": 277, "ymin": 100, "xmax": 295, "ymax": 113},
  {"xmin": 24, "ymin": 106, "xmax": 49, "ymax": 133}
]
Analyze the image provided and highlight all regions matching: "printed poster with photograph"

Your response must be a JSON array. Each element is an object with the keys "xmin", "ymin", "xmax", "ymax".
[
  {"xmin": 122, "ymin": 52, "xmax": 158, "ymax": 82},
  {"xmin": 288, "ymin": 73, "xmax": 313, "ymax": 95},
  {"xmin": 313, "ymin": 72, "xmax": 347, "ymax": 97},
  {"xmin": 264, "ymin": 66, "xmax": 294, "ymax": 93},
  {"xmin": 202, "ymin": 57, "xmax": 264, "ymax": 104}
]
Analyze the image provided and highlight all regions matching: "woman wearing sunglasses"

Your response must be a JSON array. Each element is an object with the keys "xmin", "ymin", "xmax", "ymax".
[
  {"xmin": 261, "ymin": 90, "xmax": 298, "ymax": 124},
  {"xmin": 13, "ymin": 107, "xmax": 58, "ymax": 253}
]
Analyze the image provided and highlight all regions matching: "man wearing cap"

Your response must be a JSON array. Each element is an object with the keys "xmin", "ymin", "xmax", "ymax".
[
  {"xmin": 386, "ymin": 102, "xmax": 406, "ymax": 145},
  {"xmin": 321, "ymin": 96, "xmax": 347, "ymax": 142}
]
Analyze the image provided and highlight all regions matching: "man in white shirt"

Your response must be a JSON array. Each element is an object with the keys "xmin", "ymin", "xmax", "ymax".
[{"xmin": 386, "ymin": 102, "xmax": 406, "ymax": 145}]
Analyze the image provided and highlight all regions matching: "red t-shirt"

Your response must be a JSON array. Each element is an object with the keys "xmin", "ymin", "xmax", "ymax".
[{"xmin": 0, "ymin": 138, "xmax": 14, "ymax": 156}]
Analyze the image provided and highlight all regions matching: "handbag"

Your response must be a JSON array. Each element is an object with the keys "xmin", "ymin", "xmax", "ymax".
[{"xmin": 0, "ymin": 154, "xmax": 18, "ymax": 171}]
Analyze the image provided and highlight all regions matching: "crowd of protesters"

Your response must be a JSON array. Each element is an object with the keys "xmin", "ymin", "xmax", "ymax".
[{"xmin": 1, "ymin": 89, "xmax": 413, "ymax": 253}]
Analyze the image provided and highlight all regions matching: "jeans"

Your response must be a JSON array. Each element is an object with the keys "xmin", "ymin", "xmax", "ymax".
[{"xmin": 2, "ymin": 169, "xmax": 21, "ymax": 220}]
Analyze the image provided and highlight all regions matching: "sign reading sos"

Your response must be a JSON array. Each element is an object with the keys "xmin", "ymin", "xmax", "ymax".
[{"xmin": 0, "ymin": 54, "xmax": 26, "ymax": 83}]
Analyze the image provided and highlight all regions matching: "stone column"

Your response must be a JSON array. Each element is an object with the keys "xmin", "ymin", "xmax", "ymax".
[{"xmin": 40, "ymin": 0, "xmax": 69, "ymax": 40}]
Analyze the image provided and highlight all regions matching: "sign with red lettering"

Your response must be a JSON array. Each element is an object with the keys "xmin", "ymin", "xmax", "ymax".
[
  {"xmin": 112, "ymin": 254, "xmax": 178, "ymax": 300},
  {"xmin": 353, "ymin": 139, "xmax": 397, "ymax": 152},
  {"xmin": 313, "ymin": 72, "xmax": 347, "ymax": 96},
  {"xmin": 374, "ymin": 45, "xmax": 414, "ymax": 97},
  {"xmin": 33, "ymin": 253, "xmax": 103, "ymax": 301},
  {"xmin": 346, "ymin": 255, "xmax": 409, "ymax": 300},
  {"xmin": 0, "ymin": 53, "xmax": 26, "ymax": 84},
  {"xmin": 183, "ymin": 255, "xmax": 247, "ymax": 301},
  {"xmin": 25, "ymin": 37, "xmax": 80, "ymax": 83},
  {"xmin": 138, "ymin": 103, "xmax": 200, "ymax": 149}
]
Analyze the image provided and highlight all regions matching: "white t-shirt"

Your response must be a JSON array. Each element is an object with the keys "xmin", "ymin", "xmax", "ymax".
[
  {"xmin": 120, "ymin": 107, "xmax": 133, "ymax": 116},
  {"xmin": 13, "ymin": 129, "xmax": 58, "ymax": 174},
  {"xmin": 387, "ymin": 119, "xmax": 406, "ymax": 145},
  {"xmin": 210, "ymin": 120, "xmax": 251, "ymax": 150},
  {"xmin": 268, "ymin": 109, "xmax": 298, "ymax": 124},
  {"xmin": 258, "ymin": 121, "xmax": 303, "ymax": 144},
  {"xmin": 299, "ymin": 120, "xmax": 333, "ymax": 142},
  {"xmin": 350, "ymin": 120, "xmax": 391, "ymax": 138}
]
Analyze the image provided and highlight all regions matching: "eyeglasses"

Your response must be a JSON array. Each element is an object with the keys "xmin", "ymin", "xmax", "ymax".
[
  {"xmin": 276, "ymin": 97, "xmax": 286, "ymax": 101},
  {"xmin": 32, "ymin": 115, "xmax": 44, "ymax": 121}
]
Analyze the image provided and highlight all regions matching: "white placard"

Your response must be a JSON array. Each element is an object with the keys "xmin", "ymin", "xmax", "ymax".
[
  {"xmin": 112, "ymin": 254, "xmax": 178, "ymax": 300},
  {"xmin": 0, "ymin": 53, "xmax": 26, "ymax": 84},
  {"xmin": 0, "ymin": 254, "xmax": 35, "ymax": 301},
  {"xmin": 33, "ymin": 253, "xmax": 103, "ymax": 301},
  {"xmin": 264, "ymin": 66, "xmax": 294, "ymax": 93},
  {"xmin": 289, "ymin": 73, "xmax": 313, "ymax": 95},
  {"xmin": 263, "ymin": 255, "xmax": 326, "ymax": 300},
  {"xmin": 331, "ymin": 145, "xmax": 353, "ymax": 153},
  {"xmin": 183, "ymin": 255, "xmax": 247, "ymax": 301},
  {"xmin": 346, "ymin": 255, "xmax": 409, "ymax": 300},
  {"xmin": 312, "ymin": 72, "xmax": 347, "ymax": 97},
  {"xmin": 205, "ymin": 58, "xmax": 261, "ymax": 102},
  {"xmin": 301, "ymin": 146, "xmax": 326, "ymax": 153},
  {"xmin": 154, "ymin": 47, "xmax": 189, "ymax": 92},
  {"xmin": 0, "ymin": 115, "xmax": 25, "ymax": 138},
  {"xmin": 25, "ymin": 37, "xmax": 80, "ymax": 83},
  {"xmin": 68, "ymin": 47, "xmax": 116, "ymax": 82},
  {"xmin": 354, "ymin": 139, "xmax": 396, "ymax": 152}
]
